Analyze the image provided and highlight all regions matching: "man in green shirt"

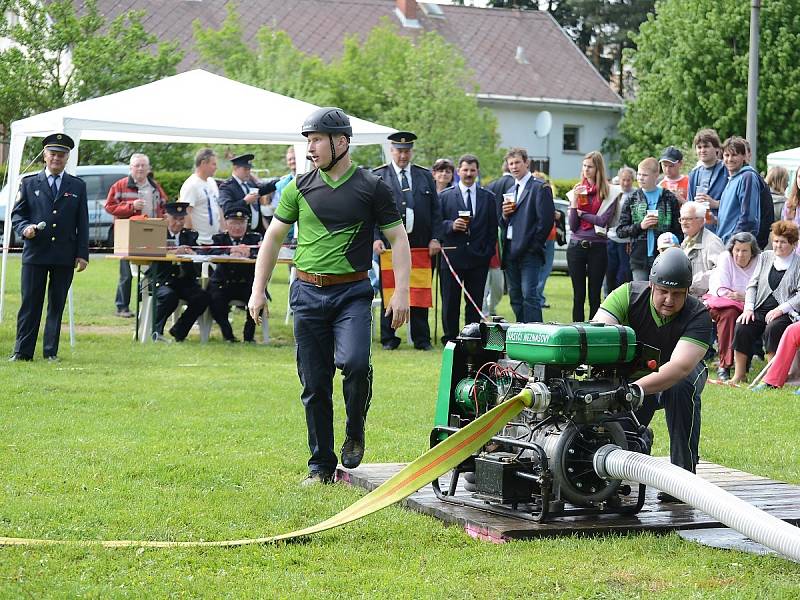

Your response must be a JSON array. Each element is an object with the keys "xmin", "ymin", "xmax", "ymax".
[
  {"xmin": 593, "ymin": 248, "xmax": 711, "ymax": 500},
  {"xmin": 249, "ymin": 107, "xmax": 411, "ymax": 486}
]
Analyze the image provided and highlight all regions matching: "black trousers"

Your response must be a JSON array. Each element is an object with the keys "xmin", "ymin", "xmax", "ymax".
[
  {"xmin": 635, "ymin": 361, "xmax": 706, "ymax": 472},
  {"xmin": 291, "ymin": 279, "xmax": 374, "ymax": 473},
  {"xmin": 732, "ymin": 308, "xmax": 791, "ymax": 356},
  {"xmin": 14, "ymin": 263, "xmax": 74, "ymax": 359},
  {"xmin": 567, "ymin": 240, "xmax": 608, "ymax": 322},
  {"xmin": 153, "ymin": 280, "xmax": 210, "ymax": 339},
  {"xmin": 440, "ymin": 264, "xmax": 488, "ymax": 343},
  {"xmin": 116, "ymin": 258, "xmax": 132, "ymax": 311},
  {"xmin": 209, "ymin": 282, "xmax": 256, "ymax": 341}
]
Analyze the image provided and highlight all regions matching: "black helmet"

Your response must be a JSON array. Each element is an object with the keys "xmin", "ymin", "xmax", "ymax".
[
  {"xmin": 649, "ymin": 247, "xmax": 692, "ymax": 289},
  {"xmin": 301, "ymin": 107, "xmax": 352, "ymax": 138}
]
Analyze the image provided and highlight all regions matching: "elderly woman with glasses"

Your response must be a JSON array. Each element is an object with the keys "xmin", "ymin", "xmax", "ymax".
[
  {"xmin": 727, "ymin": 221, "xmax": 800, "ymax": 385},
  {"xmin": 706, "ymin": 232, "xmax": 760, "ymax": 381}
]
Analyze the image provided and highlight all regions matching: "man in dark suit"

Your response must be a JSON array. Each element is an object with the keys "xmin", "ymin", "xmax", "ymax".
[
  {"xmin": 150, "ymin": 202, "xmax": 210, "ymax": 342},
  {"xmin": 208, "ymin": 208, "xmax": 262, "ymax": 343},
  {"xmin": 438, "ymin": 154, "xmax": 498, "ymax": 343},
  {"xmin": 373, "ymin": 132, "xmax": 442, "ymax": 351},
  {"xmin": 218, "ymin": 153, "xmax": 277, "ymax": 235},
  {"xmin": 9, "ymin": 133, "xmax": 89, "ymax": 362},
  {"xmin": 499, "ymin": 147, "xmax": 554, "ymax": 323}
]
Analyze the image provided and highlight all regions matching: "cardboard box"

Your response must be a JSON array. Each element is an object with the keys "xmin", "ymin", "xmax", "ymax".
[{"xmin": 114, "ymin": 218, "xmax": 167, "ymax": 257}]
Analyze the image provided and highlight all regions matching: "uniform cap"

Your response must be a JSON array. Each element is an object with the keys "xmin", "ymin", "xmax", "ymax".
[
  {"xmin": 231, "ymin": 153, "xmax": 255, "ymax": 168},
  {"xmin": 388, "ymin": 131, "xmax": 417, "ymax": 149},
  {"xmin": 165, "ymin": 202, "xmax": 189, "ymax": 216},
  {"xmin": 224, "ymin": 208, "xmax": 248, "ymax": 220},
  {"xmin": 42, "ymin": 133, "xmax": 74, "ymax": 153}
]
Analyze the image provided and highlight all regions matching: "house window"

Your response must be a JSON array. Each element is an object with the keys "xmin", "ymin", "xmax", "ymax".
[{"xmin": 563, "ymin": 126, "xmax": 580, "ymax": 152}]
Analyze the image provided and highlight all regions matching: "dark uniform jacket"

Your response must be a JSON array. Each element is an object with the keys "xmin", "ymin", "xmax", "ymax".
[
  {"xmin": 218, "ymin": 177, "xmax": 277, "ymax": 234},
  {"xmin": 11, "ymin": 170, "xmax": 89, "ymax": 266},
  {"xmin": 372, "ymin": 163, "xmax": 442, "ymax": 248},
  {"xmin": 208, "ymin": 231, "xmax": 261, "ymax": 285},
  {"xmin": 439, "ymin": 185, "xmax": 498, "ymax": 271},
  {"xmin": 150, "ymin": 229, "xmax": 200, "ymax": 287},
  {"xmin": 499, "ymin": 176, "xmax": 555, "ymax": 265}
]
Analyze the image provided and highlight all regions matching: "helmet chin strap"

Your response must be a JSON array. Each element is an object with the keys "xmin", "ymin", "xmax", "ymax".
[{"xmin": 322, "ymin": 134, "xmax": 350, "ymax": 172}]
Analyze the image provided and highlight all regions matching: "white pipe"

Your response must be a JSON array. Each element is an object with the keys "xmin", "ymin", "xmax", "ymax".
[{"xmin": 593, "ymin": 445, "xmax": 800, "ymax": 562}]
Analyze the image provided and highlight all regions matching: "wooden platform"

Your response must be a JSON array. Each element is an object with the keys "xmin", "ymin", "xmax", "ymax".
[{"xmin": 337, "ymin": 459, "xmax": 800, "ymax": 550}]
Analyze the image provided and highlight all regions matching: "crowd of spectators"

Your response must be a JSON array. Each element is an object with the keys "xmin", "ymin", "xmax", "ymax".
[{"xmin": 99, "ymin": 125, "xmax": 800, "ymax": 392}]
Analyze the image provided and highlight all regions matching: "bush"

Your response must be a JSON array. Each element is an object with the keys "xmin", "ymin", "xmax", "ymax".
[{"xmin": 151, "ymin": 169, "xmax": 233, "ymax": 201}]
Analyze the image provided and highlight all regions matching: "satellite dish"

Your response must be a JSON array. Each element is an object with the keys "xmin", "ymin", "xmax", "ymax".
[{"xmin": 534, "ymin": 111, "xmax": 552, "ymax": 138}]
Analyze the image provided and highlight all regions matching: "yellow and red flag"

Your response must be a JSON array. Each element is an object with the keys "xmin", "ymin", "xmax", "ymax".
[{"xmin": 379, "ymin": 248, "xmax": 432, "ymax": 308}]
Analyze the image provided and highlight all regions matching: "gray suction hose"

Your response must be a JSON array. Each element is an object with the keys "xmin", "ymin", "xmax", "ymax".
[{"xmin": 594, "ymin": 445, "xmax": 800, "ymax": 562}]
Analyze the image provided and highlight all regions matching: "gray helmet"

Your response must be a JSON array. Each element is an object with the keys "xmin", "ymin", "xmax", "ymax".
[
  {"xmin": 649, "ymin": 247, "xmax": 692, "ymax": 289},
  {"xmin": 301, "ymin": 107, "xmax": 352, "ymax": 138}
]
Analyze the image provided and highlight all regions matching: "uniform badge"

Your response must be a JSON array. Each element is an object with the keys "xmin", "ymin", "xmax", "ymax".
[{"xmin": 34, "ymin": 190, "xmax": 39, "ymax": 197}]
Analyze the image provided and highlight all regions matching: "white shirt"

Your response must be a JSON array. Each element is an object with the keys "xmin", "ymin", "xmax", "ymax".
[
  {"xmin": 180, "ymin": 173, "xmax": 220, "ymax": 245},
  {"xmin": 458, "ymin": 181, "xmax": 477, "ymax": 211},
  {"xmin": 506, "ymin": 172, "xmax": 531, "ymax": 239},
  {"xmin": 45, "ymin": 169, "xmax": 62, "ymax": 194},
  {"xmin": 392, "ymin": 162, "xmax": 412, "ymax": 191}
]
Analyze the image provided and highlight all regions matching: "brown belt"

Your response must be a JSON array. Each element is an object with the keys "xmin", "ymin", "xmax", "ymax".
[{"xmin": 295, "ymin": 269, "xmax": 369, "ymax": 287}]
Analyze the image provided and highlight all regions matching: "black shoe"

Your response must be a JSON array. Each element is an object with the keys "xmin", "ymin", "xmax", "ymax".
[
  {"xmin": 116, "ymin": 308, "xmax": 134, "ymax": 318},
  {"xmin": 382, "ymin": 341, "xmax": 400, "ymax": 350},
  {"xmin": 415, "ymin": 344, "xmax": 433, "ymax": 351},
  {"xmin": 657, "ymin": 491, "xmax": 683, "ymax": 503},
  {"xmin": 243, "ymin": 338, "xmax": 256, "ymax": 344},
  {"xmin": 167, "ymin": 327, "xmax": 186, "ymax": 343},
  {"xmin": 44, "ymin": 355, "xmax": 60, "ymax": 362},
  {"xmin": 300, "ymin": 471, "xmax": 334, "ymax": 487},
  {"xmin": 341, "ymin": 436, "xmax": 365, "ymax": 469},
  {"xmin": 224, "ymin": 336, "xmax": 240, "ymax": 344},
  {"xmin": 8, "ymin": 354, "xmax": 32, "ymax": 362},
  {"xmin": 542, "ymin": 303, "xmax": 551, "ymax": 309}
]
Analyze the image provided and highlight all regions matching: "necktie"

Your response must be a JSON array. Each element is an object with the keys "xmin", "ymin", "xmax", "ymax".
[
  {"xmin": 399, "ymin": 169, "xmax": 414, "ymax": 208},
  {"xmin": 465, "ymin": 188, "xmax": 472, "ymax": 216},
  {"xmin": 50, "ymin": 175, "xmax": 59, "ymax": 199},
  {"xmin": 514, "ymin": 183, "xmax": 520, "ymax": 202}
]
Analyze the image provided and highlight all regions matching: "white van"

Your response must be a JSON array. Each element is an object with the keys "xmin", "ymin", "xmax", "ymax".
[{"xmin": 0, "ymin": 165, "xmax": 130, "ymax": 247}]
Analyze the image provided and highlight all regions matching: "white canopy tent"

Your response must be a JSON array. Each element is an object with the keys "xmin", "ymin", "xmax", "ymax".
[
  {"xmin": 767, "ymin": 146, "xmax": 800, "ymax": 178},
  {"xmin": 1, "ymin": 69, "xmax": 396, "ymax": 323}
]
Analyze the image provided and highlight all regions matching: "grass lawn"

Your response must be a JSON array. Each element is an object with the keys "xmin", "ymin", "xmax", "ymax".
[{"xmin": 0, "ymin": 255, "xmax": 798, "ymax": 597}]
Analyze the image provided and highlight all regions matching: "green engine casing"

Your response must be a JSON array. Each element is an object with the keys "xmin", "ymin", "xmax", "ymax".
[{"xmin": 504, "ymin": 322, "xmax": 636, "ymax": 366}]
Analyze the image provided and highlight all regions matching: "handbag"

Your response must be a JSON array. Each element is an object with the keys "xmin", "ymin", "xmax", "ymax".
[{"xmin": 702, "ymin": 287, "xmax": 744, "ymax": 312}]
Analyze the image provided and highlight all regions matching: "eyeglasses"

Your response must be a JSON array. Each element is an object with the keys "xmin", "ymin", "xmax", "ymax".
[{"xmin": 678, "ymin": 217, "xmax": 702, "ymax": 223}]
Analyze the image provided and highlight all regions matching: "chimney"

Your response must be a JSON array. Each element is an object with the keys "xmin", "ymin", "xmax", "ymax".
[{"xmin": 395, "ymin": 0, "xmax": 420, "ymax": 28}]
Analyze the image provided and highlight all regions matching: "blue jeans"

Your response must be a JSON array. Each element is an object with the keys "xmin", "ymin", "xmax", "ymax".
[
  {"xmin": 506, "ymin": 250, "xmax": 544, "ymax": 323},
  {"xmin": 536, "ymin": 239, "xmax": 555, "ymax": 306},
  {"xmin": 290, "ymin": 278, "xmax": 374, "ymax": 474},
  {"xmin": 605, "ymin": 241, "xmax": 631, "ymax": 294}
]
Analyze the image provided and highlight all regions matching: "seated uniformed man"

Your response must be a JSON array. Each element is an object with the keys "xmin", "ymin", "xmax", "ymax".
[
  {"xmin": 208, "ymin": 208, "xmax": 262, "ymax": 343},
  {"xmin": 593, "ymin": 248, "xmax": 711, "ymax": 502},
  {"xmin": 150, "ymin": 202, "xmax": 210, "ymax": 342}
]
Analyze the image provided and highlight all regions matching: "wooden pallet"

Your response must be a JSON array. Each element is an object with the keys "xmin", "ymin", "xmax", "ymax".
[{"xmin": 336, "ymin": 459, "xmax": 800, "ymax": 548}]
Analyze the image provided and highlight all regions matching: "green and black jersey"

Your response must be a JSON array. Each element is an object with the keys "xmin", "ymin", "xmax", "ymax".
[
  {"xmin": 274, "ymin": 164, "xmax": 402, "ymax": 274},
  {"xmin": 598, "ymin": 281, "xmax": 711, "ymax": 361}
]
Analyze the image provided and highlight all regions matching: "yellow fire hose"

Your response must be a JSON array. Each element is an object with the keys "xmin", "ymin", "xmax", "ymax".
[{"xmin": 0, "ymin": 390, "xmax": 532, "ymax": 548}]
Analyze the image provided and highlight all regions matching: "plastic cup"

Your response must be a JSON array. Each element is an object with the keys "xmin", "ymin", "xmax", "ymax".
[
  {"xmin": 502, "ymin": 192, "xmax": 516, "ymax": 213},
  {"xmin": 458, "ymin": 210, "xmax": 471, "ymax": 225}
]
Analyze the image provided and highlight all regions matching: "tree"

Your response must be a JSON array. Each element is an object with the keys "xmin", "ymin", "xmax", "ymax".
[
  {"xmin": 0, "ymin": 0, "xmax": 183, "ymax": 166},
  {"xmin": 195, "ymin": 12, "xmax": 503, "ymax": 177},
  {"xmin": 615, "ymin": 0, "xmax": 800, "ymax": 171},
  {"xmin": 328, "ymin": 21, "xmax": 502, "ymax": 172}
]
